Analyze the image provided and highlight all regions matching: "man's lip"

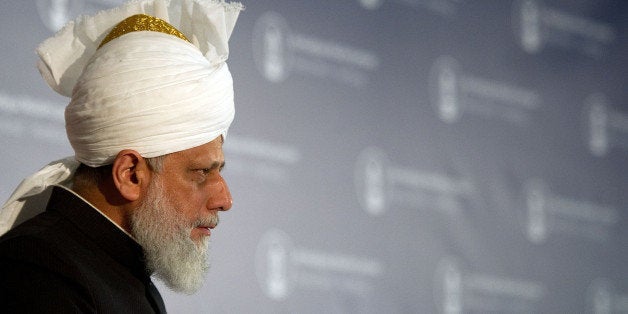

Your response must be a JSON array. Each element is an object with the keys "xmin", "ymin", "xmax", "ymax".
[{"xmin": 195, "ymin": 226, "xmax": 212, "ymax": 236}]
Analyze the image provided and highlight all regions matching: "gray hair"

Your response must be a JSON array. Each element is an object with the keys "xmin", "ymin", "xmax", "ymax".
[{"xmin": 73, "ymin": 155, "xmax": 166, "ymax": 189}]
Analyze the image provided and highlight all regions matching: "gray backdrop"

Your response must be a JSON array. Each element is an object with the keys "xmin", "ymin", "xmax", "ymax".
[{"xmin": 1, "ymin": 0, "xmax": 627, "ymax": 313}]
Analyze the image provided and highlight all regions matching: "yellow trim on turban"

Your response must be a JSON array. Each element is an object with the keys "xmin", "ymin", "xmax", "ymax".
[{"xmin": 99, "ymin": 14, "xmax": 190, "ymax": 49}]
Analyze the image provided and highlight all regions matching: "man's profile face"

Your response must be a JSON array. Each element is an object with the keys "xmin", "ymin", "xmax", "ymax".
[
  {"xmin": 156, "ymin": 135, "xmax": 232, "ymax": 243},
  {"xmin": 131, "ymin": 136, "xmax": 232, "ymax": 293}
]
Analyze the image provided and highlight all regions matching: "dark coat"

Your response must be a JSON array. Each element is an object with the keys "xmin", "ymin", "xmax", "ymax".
[{"xmin": 0, "ymin": 186, "xmax": 166, "ymax": 313}]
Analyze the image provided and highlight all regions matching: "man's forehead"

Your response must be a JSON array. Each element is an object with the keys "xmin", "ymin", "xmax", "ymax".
[{"xmin": 172, "ymin": 137, "xmax": 224, "ymax": 161}]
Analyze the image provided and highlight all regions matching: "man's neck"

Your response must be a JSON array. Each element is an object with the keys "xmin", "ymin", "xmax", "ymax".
[{"xmin": 69, "ymin": 184, "xmax": 135, "ymax": 238}]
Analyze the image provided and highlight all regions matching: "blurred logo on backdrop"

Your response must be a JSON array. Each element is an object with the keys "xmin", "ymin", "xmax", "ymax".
[
  {"xmin": 433, "ymin": 257, "xmax": 463, "ymax": 314},
  {"xmin": 0, "ymin": 92, "xmax": 65, "ymax": 144},
  {"xmin": 253, "ymin": 11, "xmax": 379, "ymax": 88},
  {"xmin": 524, "ymin": 179, "xmax": 548, "ymax": 244},
  {"xmin": 587, "ymin": 278, "xmax": 628, "ymax": 314},
  {"xmin": 354, "ymin": 147, "xmax": 389, "ymax": 216},
  {"xmin": 429, "ymin": 56, "xmax": 462, "ymax": 123},
  {"xmin": 255, "ymin": 229, "xmax": 295, "ymax": 301},
  {"xmin": 37, "ymin": 0, "xmax": 126, "ymax": 32},
  {"xmin": 354, "ymin": 146, "xmax": 476, "ymax": 217},
  {"xmin": 516, "ymin": 0, "xmax": 542, "ymax": 54},
  {"xmin": 358, "ymin": 0, "xmax": 384, "ymax": 10},
  {"xmin": 521, "ymin": 178, "xmax": 619, "ymax": 244},
  {"xmin": 37, "ymin": 0, "xmax": 84, "ymax": 32},
  {"xmin": 513, "ymin": 0, "xmax": 615, "ymax": 58},
  {"xmin": 223, "ymin": 135, "xmax": 301, "ymax": 184},
  {"xmin": 433, "ymin": 256, "xmax": 546, "ymax": 313},
  {"xmin": 252, "ymin": 12, "xmax": 292, "ymax": 83},
  {"xmin": 358, "ymin": 0, "xmax": 461, "ymax": 17},
  {"xmin": 429, "ymin": 55, "xmax": 540, "ymax": 125},
  {"xmin": 255, "ymin": 229, "xmax": 383, "ymax": 301},
  {"xmin": 589, "ymin": 279, "xmax": 613, "ymax": 314},
  {"xmin": 584, "ymin": 93, "xmax": 628, "ymax": 157},
  {"xmin": 586, "ymin": 93, "xmax": 610, "ymax": 157}
]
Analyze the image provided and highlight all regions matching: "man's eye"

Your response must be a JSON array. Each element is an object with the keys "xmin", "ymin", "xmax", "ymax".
[{"xmin": 192, "ymin": 169, "xmax": 210, "ymax": 178}]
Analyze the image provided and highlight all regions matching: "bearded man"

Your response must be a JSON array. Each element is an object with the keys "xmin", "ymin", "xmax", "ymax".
[{"xmin": 0, "ymin": 0, "xmax": 242, "ymax": 312}]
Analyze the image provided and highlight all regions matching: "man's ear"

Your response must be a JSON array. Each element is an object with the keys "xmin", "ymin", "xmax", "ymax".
[{"xmin": 111, "ymin": 150, "xmax": 151, "ymax": 201}]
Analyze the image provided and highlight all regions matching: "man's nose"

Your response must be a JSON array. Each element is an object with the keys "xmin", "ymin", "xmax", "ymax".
[{"xmin": 207, "ymin": 176, "xmax": 232, "ymax": 211}]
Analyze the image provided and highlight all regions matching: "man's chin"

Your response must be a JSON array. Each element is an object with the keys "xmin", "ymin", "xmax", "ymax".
[{"xmin": 153, "ymin": 245, "xmax": 210, "ymax": 295}]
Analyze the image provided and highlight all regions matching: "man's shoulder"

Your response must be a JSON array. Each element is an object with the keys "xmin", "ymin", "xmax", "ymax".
[
  {"xmin": 0, "ymin": 210, "xmax": 86, "ymax": 271},
  {"xmin": 0, "ymin": 211, "xmax": 99, "ymax": 311},
  {"xmin": 0, "ymin": 186, "xmax": 111, "ymax": 264}
]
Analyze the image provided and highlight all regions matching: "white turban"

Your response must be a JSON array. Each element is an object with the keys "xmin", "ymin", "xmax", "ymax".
[
  {"xmin": 68, "ymin": 31, "xmax": 235, "ymax": 166},
  {"xmin": 0, "ymin": 0, "xmax": 243, "ymax": 236}
]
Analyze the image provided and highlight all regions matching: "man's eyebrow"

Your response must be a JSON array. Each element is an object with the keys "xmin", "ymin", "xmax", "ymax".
[
  {"xmin": 191, "ymin": 161, "xmax": 225, "ymax": 171},
  {"xmin": 209, "ymin": 161, "xmax": 226, "ymax": 170}
]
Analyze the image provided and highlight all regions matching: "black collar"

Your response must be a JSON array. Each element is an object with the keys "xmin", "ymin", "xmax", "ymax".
[{"xmin": 45, "ymin": 186, "xmax": 149, "ymax": 281}]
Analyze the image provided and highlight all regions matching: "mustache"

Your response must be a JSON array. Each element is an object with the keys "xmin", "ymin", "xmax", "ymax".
[{"xmin": 193, "ymin": 214, "xmax": 219, "ymax": 229}]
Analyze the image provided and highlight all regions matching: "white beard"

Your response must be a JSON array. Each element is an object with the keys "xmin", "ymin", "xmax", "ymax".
[{"xmin": 130, "ymin": 177, "xmax": 212, "ymax": 294}]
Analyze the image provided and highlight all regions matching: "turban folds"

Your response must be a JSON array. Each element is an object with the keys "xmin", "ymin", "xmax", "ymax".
[
  {"xmin": 0, "ymin": 0, "xmax": 243, "ymax": 235},
  {"xmin": 68, "ymin": 31, "xmax": 234, "ymax": 166}
]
